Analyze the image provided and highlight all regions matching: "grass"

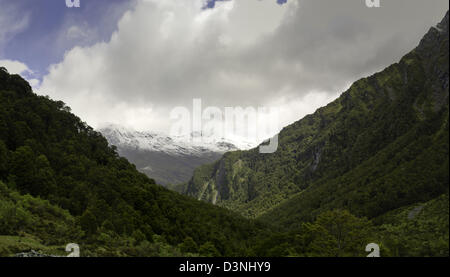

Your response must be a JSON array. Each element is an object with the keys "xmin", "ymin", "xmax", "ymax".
[{"xmin": 0, "ymin": 235, "xmax": 67, "ymax": 257}]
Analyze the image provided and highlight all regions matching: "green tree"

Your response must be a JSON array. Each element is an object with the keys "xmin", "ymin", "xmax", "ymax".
[
  {"xmin": 34, "ymin": 155, "xmax": 57, "ymax": 197},
  {"xmin": 0, "ymin": 140, "xmax": 8, "ymax": 179},
  {"xmin": 179, "ymin": 237, "xmax": 198, "ymax": 254},
  {"xmin": 302, "ymin": 210, "xmax": 373, "ymax": 257},
  {"xmin": 79, "ymin": 209, "xmax": 98, "ymax": 236},
  {"xmin": 199, "ymin": 242, "xmax": 220, "ymax": 257},
  {"xmin": 10, "ymin": 121, "xmax": 32, "ymax": 149},
  {"xmin": 132, "ymin": 229, "xmax": 146, "ymax": 246},
  {"xmin": 10, "ymin": 146, "xmax": 36, "ymax": 195}
]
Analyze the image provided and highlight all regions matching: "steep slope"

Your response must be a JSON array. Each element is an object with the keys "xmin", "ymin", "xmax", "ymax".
[
  {"xmin": 99, "ymin": 125, "xmax": 245, "ymax": 186},
  {"xmin": 0, "ymin": 67, "xmax": 268, "ymax": 257},
  {"xmin": 186, "ymin": 11, "xmax": 449, "ymax": 220},
  {"xmin": 261, "ymin": 11, "xmax": 449, "ymax": 227}
]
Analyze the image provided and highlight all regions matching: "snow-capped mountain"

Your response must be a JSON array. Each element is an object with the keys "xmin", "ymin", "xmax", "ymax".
[{"xmin": 99, "ymin": 124, "xmax": 256, "ymax": 186}]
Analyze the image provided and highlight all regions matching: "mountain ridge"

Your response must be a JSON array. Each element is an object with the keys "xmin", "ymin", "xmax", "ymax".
[{"xmin": 185, "ymin": 11, "xmax": 449, "ymax": 220}]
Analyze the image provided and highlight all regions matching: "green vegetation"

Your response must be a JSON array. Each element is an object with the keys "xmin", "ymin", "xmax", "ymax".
[
  {"xmin": 375, "ymin": 194, "xmax": 449, "ymax": 257},
  {"xmin": 0, "ymin": 69, "xmax": 269, "ymax": 257},
  {"xmin": 0, "ymin": 236, "xmax": 66, "ymax": 257},
  {"xmin": 250, "ymin": 194, "xmax": 449, "ymax": 257},
  {"xmin": 0, "ymin": 180, "xmax": 79, "ymax": 256},
  {"xmin": 252, "ymin": 209, "xmax": 375, "ymax": 257}
]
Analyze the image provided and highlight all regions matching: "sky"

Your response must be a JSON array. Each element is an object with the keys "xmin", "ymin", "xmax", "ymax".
[{"xmin": 0, "ymin": 0, "xmax": 448, "ymax": 145}]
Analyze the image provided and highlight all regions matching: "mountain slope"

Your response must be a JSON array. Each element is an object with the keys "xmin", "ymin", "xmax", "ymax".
[
  {"xmin": 99, "ymin": 125, "xmax": 244, "ymax": 186},
  {"xmin": 0, "ymin": 67, "xmax": 269, "ymax": 257},
  {"xmin": 185, "ymin": 11, "xmax": 449, "ymax": 220}
]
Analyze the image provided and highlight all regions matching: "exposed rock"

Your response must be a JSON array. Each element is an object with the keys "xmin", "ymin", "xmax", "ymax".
[
  {"xmin": 408, "ymin": 205, "xmax": 425, "ymax": 220},
  {"xmin": 14, "ymin": 250, "xmax": 62, "ymax": 258}
]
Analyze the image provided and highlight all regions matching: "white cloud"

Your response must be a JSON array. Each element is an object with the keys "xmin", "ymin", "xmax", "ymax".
[
  {"xmin": 40, "ymin": 0, "xmax": 291, "ymax": 134},
  {"xmin": 66, "ymin": 25, "xmax": 91, "ymax": 40},
  {"xmin": 39, "ymin": 0, "xmax": 449, "ymax": 143},
  {"xmin": 0, "ymin": 59, "xmax": 31, "ymax": 75},
  {"xmin": 28, "ymin": 79, "xmax": 41, "ymax": 88},
  {"xmin": 0, "ymin": 59, "xmax": 40, "ymax": 89},
  {"xmin": 0, "ymin": 1, "xmax": 29, "ymax": 54}
]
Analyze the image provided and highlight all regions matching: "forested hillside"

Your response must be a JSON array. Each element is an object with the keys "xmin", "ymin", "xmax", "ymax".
[
  {"xmin": 0, "ymin": 66, "xmax": 271, "ymax": 257},
  {"xmin": 186, "ymin": 10, "xmax": 449, "ymax": 231},
  {"xmin": 262, "ymin": 11, "xmax": 449, "ymax": 225}
]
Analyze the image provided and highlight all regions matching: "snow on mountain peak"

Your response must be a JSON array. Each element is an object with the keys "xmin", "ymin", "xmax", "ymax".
[{"xmin": 98, "ymin": 124, "xmax": 257, "ymax": 156}]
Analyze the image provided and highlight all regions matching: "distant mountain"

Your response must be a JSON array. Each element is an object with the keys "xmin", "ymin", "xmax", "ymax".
[
  {"xmin": 99, "ymin": 124, "xmax": 255, "ymax": 186},
  {"xmin": 186, "ymin": 10, "xmax": 449, "ymax": 225}
]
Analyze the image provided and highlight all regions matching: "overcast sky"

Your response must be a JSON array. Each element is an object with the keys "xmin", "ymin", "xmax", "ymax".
[{"xmin": 0, "ymin": 0, "xmax": 448, "ymax": 144}]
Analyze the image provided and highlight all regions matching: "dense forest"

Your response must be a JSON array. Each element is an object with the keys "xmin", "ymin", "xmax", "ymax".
[{"xmin": 0, "ymin": 12, "xmax": 448, "ymax": 257}]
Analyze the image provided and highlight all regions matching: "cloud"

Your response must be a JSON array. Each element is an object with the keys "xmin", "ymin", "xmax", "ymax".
[
  {"xmin": 39, "ymin": 0, "xmax": 449, "ymax": 140},
  {"xmin": 28, "ymin": 79, "xmax": 41, "ymax": 88},
  {"xmin": 0, "ymin": 1, "xmax": 30, "ymax": 54},
  {"xmin": 0, "ymin": 59, "xmax": 40, "ymax": 89},
  {"xmin": 55, "ymin": 1, "xmax": 137, "ymax": 52},
  {"xmin": 40, "ymin": 0, "xmax": 288, "ymax": 133},
  {"xmin": 0, "ymin": 60, "xmax": 31, "ymax": 75},
  {"xmin": 66, "ymin": 25, "xmax": 92, "ymax": 40}
]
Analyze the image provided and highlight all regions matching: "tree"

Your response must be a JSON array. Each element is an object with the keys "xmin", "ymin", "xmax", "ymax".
[
  {"xmin": 69, "ymin": 183, "xmax": 90, "ymax": 216},
  {"xmin": 179, "ymin": 237, "xmax": 198, "ymax": 254},
  {"xmin": 132, "ymin": 229, "xmax": 146, "ymax": 246},
  {"xmin": 79, "ymin": 209, "xmax": 98, "ymax": 236},
  {"xmin": 301, "ymin": 210, "xmax": 373, "ymax": 257},
  {"xmin": 34, "ymin": 155, "xmax": 57, "ymax": 197},
  {"xmin": 9, "ymin": 146, "xmax": 36, "ymax": 195},
  {"xmin": 0, "ymin": 140, "xmax": 8, "ymax": 179},
  {"xmin": 199, "ymin": 242, "xmax": 220, "ymax": 257},
  {"xmin": 10, "ymin": 121, "xmax": 32, "ymax": 149}
]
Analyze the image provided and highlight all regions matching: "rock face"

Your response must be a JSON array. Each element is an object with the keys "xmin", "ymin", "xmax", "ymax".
[
  {"xmin": 186, "ymin": 11, "xmax": 449, "ymax": 220},
  {"xmin": 100, "ymin": 124, "xmax": 256, "ymax": 186}
]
